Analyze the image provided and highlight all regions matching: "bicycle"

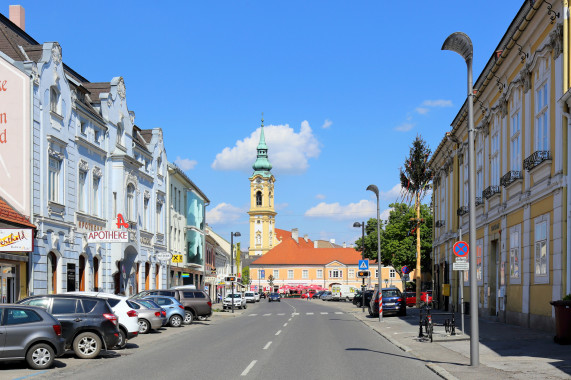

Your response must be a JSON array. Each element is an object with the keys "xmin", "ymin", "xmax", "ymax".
[{"xmin": 419, "ymin": 304, "xmax": 433, "ymax": 342}]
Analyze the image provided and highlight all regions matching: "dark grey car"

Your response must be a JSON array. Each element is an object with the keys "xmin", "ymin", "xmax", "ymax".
[
  {"xmin": 133, "ymin": 289, "xmax": 212, "ymax": 324},
  {"xmin": 0, "ymin": 304, "xmax": 66, "ymax": 369}
]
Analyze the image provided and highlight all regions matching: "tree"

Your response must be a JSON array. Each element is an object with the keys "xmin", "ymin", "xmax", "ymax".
[
  {"xmin": 399, "ymin": 135, "xmax": 432, "ymax": 306},
  {"xmin": 355, "ymin": 218, "xmax": 386, "ymax": 263},
  {"xmin": 242, "ymin": 267, "xmax": 250, "ymax": 286},
  {"xmin": 267, "ymin": 274, "xmax": 274, "ymax": 289}
]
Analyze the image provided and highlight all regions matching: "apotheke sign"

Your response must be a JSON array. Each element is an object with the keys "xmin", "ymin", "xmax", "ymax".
[{"xmin": 87, "ymin": 230, "xmax": 128, "ymax": 243}]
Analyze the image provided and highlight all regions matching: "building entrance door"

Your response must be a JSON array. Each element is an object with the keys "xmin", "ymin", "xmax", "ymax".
[
  {"xmin": 489, "ymin": 240, "xmax": 498, "ymax": 316},
  {"xmin": 1, "ymin": 265, "xmax": 17, "ymax": 303}
]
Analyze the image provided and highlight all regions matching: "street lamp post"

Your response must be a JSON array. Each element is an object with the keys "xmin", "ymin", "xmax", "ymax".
[
  {"xmin": 230, "ymin": 232, "xmax": 241, "ymax": 314},
  {"xmin": 442, "ymin": 32, "xmax": 479, "ymax": 366},
  {"xmin": 353, "ymin": 221, "xmax": 366, "ymax": 313},
  {"xmin": 367, "ymin": 184, "xmax": 382, "ymax": 323}
]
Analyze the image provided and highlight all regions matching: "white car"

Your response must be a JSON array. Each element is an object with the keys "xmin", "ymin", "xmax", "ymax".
[
  {"xmin": 244, "ymin": 292, "xmax": 256, "ymax": 303},
  {"xmin": 66, "ymin": 291, "xmax": 139, "ymax": 348},
  {"xmin": 254, "ymin": 292, "xmax": 261, "ymax": 302},
  {"xmin": 223, "ymin": 293, "xmax": 246, "ymax": 309}
]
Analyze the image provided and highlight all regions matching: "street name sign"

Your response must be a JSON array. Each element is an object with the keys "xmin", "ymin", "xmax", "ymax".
[
  {"xmin": 358, "ymin": 260, "xmax": 369, "ymax": 270},
  {"xmin": 453, "ymin": 262, "xmax": 469, "ymax": 271}
]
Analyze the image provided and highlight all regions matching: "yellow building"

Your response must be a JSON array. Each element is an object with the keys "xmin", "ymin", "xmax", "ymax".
[
  {"xmin": 430, "ymin": 1, "xmax": 571, "ymax": 332},
  {"xmin": 248, "ymin": 118, "xmax": 278, "ymax": 256}
]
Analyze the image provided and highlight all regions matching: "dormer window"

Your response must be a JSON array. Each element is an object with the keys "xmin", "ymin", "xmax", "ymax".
[{"xmin": 256, "ymin": 191, "xmax": 262, "ymax": 206}]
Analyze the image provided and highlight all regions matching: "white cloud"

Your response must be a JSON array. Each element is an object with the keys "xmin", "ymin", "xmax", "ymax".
[
  {"xmin": 415, "ymin": 107, "xmax": 429, "ymax": 115},
  {"xmin": 315, "ymin": 194, "xmax": 326, "ymax": 200},
  {"xmin": 275, "ymin": 202, "xmax": 289, "ymax": 211},
  {"xmin": 395, "ymin": 122, "xmax": 415, "ymax": 132},
  {"xmin": 211, "ymin": 121, "xmax": 321, "ymax": 174},
  {"xmin": 380, "ymin": 208, "xmax": 392, "ymax": 221},
  {"xmin": 321, "ymin": 119, "xmax": 333, "ymax": 129},
  {"xmin": 380, "ymin": 184, "xmax": 403, "ymax": 201},
  {"xmin": 304, "ymin": 199, "xmax": 376, "ymax": 220},
  {"xmin": 206, "ymin": 203, "xmax": 243, "ymax": 225},
  {"xmin": 174, "ymin": 156, "xmax": 197, "ymax": 171},
  {"xmin": 422, "ymin": 99, "xmax": 453, "ymax": 107}
]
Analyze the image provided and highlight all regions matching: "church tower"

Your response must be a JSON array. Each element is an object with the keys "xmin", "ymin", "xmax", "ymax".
[{"xmin": 248, "ymin": 116, "xmax": 277, "ymax": 256}]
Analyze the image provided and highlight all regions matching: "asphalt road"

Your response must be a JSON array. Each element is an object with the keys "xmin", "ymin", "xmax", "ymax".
[{"xmin": 1, "ymin": 299, "xmax": 440, "ymax": 380}]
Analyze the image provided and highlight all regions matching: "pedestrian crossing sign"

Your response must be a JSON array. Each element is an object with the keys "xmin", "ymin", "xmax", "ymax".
[{"xmin": 358, "ymin": 260, "xmax": 369, "ymax": 270}]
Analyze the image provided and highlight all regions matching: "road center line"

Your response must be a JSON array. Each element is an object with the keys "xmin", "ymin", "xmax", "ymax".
[
  {"xmin": 263, "ymin": 341, "xmax": 272, "ymax": 350},
  {"xmin": 275, "ymin": 330, "xmax": 282, "ymax": 336},
  {"xmin": 241, "ymin": 360, "xmax": 257, "ymax": 376},
  {"xmin": 283, "ymin": 322, "xmax": 288, "ymax": 327}
]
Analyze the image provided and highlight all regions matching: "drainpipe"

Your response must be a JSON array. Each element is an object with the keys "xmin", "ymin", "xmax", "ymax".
[
  {"xmin": 28, "ymin": 69, "xmax": 34, "ymax": 296},
  {"xmin": 562, "ymin": 109, "xmax": 571, "ymax": 296}
]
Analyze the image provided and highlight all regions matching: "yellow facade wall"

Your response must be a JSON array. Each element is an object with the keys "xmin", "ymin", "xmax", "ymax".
[
  {"xmin": 507, "ymin": 285, "xmax": 522, "ymax": 313},
  {"xmin": 530, "ymin": 285, "xmax": 553, "ymax": 316}
]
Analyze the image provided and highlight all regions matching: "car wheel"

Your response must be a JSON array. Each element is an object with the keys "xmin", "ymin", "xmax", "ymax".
[
  {"xmin": 169, "ymin": 314, "xmax": 183, "ymax": 327},
  {"xmin": 26, "ymin": 343, "xmax": 55, "ymax": 369},
  {"xmin": 183, "ymin": 311, "xmax": 194, "ymax": 325},
  {"xmin": 138, "ymin": 319, "xmax": 151, "ymax": 334},
  {"xmin": 356, "ymin": 301, "xmax": 362, "ymax": 308},
  {"xmin": 198, "ymin": 316, "xmax": 207, "ymax": 321},
  {"xmin": 114, "ymin": 328, "xmax": 127, "ymax": 349},
  {"xmin": 73, "ymin": 332, "xmax": 102, "ymax": 359}
]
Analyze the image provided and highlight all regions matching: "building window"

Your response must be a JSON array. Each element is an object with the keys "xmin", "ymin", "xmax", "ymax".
[
  {"xmin": 534, "ymin": 216, "xmax": 549, "ymax": 283},
  {"xmin": 80, "ymin": 121, "xmax": 86, "ymax": 135},
  {"xmin": 510, "ymin": 227, "xmax": 521, "ymax": 281},
  {"xmin": 47, "ymin": 252, "xmax": 57, "ymax": 294},
  {"xmin": 48, "ymin": 158, "xmax": 61, "ymax": 203},
  {"xmin": 288, "ymin": 270, "xmax": 294, "ymax": 279},
  {"xmin": 256, "ymin": 191, "xmax": 262, "ymax": 206},
  {"xmin": 463, "ymin": 159, "xmax": 468, "ymax": 207},
  {"xmin": 302, "ymin": 270, "xmax": 308, "ymax": 279},
  {"xmin": 491, "ymin": 115, "xmax": 500, "ymax": 187},
  {"xmin": 535, "ymin": 82, "xmax": 549, "ymax": 151},
  {"xmin": 78, "ymin": 170, "xmax": 87, "ymax": 212},
  {"xmin": 94, "ymin": 129, "xmax": 101, "ymax": 144},
  {"xmin": 510, "ymin": 89, "xmax": 522, "ymax": 171},
  {"xmin": 349, "ymin": 269, "xmax": 355, "ymax": 278},
  {"xmin": 328, "ymin": 269, "xmax": 342, "ymax": 278},
  {"xmin": 476, "ymin": 239, "xmax": 483, "ymax": 283},
  {"xmin": 273, "ymin": 269, "xmax": 279, "ymax": 279},
  {"xmin": 389, "ymin": 269, "xmax": 395, "ymax": 279},
  {"xmin": 50, "ymin": 87, "xmax": 60, "ymax": 115},
  {"xmin": 156, "ymin": 202, "xmax": 163, "ymax": 233},
  {"xmin": 126, "ymin": 184, "xmax": 135, "ymax": 221},
  {"xmin": 256, "ymin": 233, "xmax": 261, "ymax": 246},
  {"xmin": 92, "ymin": 177, "xmax": 100, "ymax": 217},
  {"xmin": 143, "ymin": 198, "xmax": 149, "ymax": 230},
  {"xmin": 476, "ymin": 146, "xmax": 483, "ymax": 198},
  {"xmin": 157, "ymin": 156, "xmax": 163, "ymax": 176},
  {"xmin": 375, "ymin": 269, "xmax": 378, "ymax": 278},
  {"xmin": 259, "ymin": 269, "xmax": 264, "ymax": 279},
  {"xmin": 316, "ymin": 269, "xmax": 323, "ymax": 279},
  {"xmin": 117, "ymin": 122, "xmax": 123, "ymax": 146}
]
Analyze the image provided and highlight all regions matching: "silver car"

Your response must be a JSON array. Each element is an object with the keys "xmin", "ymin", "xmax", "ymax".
[
  {"xmin": 129, "ymin": 300, "xmax": 164, "ymax": 334},
  {"xmin": 0, "ymin": 304, "xmax": 66, "ymax": 369}
]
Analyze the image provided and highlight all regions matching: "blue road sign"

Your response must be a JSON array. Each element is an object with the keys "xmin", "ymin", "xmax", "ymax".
[
  {"xmin": 358, "ymin": 260, "xmax": 369, "ymax": 270},
  {"xmin": 260, "ymin": 270, "xmax": 265, "ymax": 278}
]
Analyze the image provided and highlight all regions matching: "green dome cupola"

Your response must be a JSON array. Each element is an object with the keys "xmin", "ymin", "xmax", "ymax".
[{"xmin": 252, "ymin": 115, "xmax": 273, "ymax": 176}]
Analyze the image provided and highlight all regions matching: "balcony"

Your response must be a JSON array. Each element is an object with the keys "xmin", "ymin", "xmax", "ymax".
[
  {"xmin": 483, "ymin": 185, "xmax": 501, "ymax": 199},
  {"xmin": 500, "ymin": 170, "xmax": 523, "ymax": 188},
  {"xmin": 524, "ymin": 151, "xmax": 551, "ymax": 171},
  {"xmin": 475, "ymin": 196, "xmax": 484, "ymax": 206},
  {"xmin": 435, "ymin": 220, "xmax": 445, "ymax": 228},
  {"xmin": 457, "ymin": 206, "xmax": 469, "ymax": 216}
]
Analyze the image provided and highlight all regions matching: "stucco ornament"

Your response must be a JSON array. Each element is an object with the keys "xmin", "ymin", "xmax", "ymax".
[
  {"xmin": 51, "ymin": 43, "xmax": 62, "ymax": 65},
  {"xmin": 117, "ymin": 78, "xmax": 126, "ymax": 100},
  {"xmin": 107, "ymin": 94, "xmax": 113, "ymax": 108},
  {"xmin": 129, "ymin": 111, "xmax": 135, "ymax": 125},
  {"xmin": 549, "ymin": 23, "xmax": 563, "ymax": 59},
  {"xmin": 79, "ymin": 160, "xmax": 89, "ymax": 172},
  {"xmin": 31, "ymin": 64, "xmax": 40, "ymax": 85},
  {"xmin": 144, "ymin": 190, "xmax": 150, "ymax": 200},
  {"xmin": 499, "ymin": 93, "xmax": 508, "ymax": 117},
  {"xmin": 93, "ymin": 166, "xmax": 103, "ymax": 178},
  {"xmin": 519, "ymin": 64, "xmax": 532, "ymax": 93},
  {"xmin": 48, "ymin": 147, "xmax": 64, "ymax": 161}
]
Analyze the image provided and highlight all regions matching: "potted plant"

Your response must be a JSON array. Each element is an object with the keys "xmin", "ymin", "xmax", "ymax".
[{"xmin": 550, "ymin": 294, "xmax": 571, "ymax": 345}]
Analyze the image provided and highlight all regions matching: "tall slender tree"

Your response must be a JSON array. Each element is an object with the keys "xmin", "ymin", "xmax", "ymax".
[{"xmin": 399, "ymin": 135, "xmax": 432, "ymax": 307}]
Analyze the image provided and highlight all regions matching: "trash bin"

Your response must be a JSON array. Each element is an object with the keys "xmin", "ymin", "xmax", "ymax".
[{"xmin": 550, "ymin": 300, "xmax": 571, "ymax": 345}]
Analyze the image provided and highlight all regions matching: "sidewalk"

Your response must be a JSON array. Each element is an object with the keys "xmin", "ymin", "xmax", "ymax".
[{"xmin": 344, "ymin": 303, "xmax": 571, "ymax": 379}]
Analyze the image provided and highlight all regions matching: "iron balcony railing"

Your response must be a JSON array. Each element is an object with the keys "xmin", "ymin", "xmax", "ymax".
[
  {"xmin": 475, "ymin": 196, "xmax": 484, "ymax": 206},
  {"xmin": 500, "ymin": 170, "xmax": 523, "ymax": 187},
  {"xmin": 457, "ymin": 206, "xmax": 469, "ymax": 216},
  {"xmin": 483, "ymin": 185, "xmax": 501, "ymax": 199},
  {"xmin": 435, "ymin": 220, "xmax": 445, "ymax": 228},
  {"xmin": 523, "ymin": 150, "xmax": 551, "ymax": 171}
]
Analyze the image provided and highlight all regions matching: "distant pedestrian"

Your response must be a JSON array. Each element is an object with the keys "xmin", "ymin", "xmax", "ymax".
[{"xmin": 217, "ymin": 292, "xmax": 222, "ymax": 303}]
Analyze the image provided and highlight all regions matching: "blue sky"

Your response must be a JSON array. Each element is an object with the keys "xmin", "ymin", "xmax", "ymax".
[{"xmin": 10, "ymin": 0, "xmax": 524, "ymax": 247}]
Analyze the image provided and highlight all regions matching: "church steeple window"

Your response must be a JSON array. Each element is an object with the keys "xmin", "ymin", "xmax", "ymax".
[{"xmin": 256, "ymin": 191, "xmax": 262, "ymax": 206}]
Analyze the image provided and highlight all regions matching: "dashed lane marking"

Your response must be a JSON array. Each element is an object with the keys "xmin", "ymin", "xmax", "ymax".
[
  {"xmin": 275, "ymin": 330, "xmax": 282, "ymax": 336},
  {"xmin": 283, "ymin": 323, "xmax": 288, "ymax": 327},
  {"xmin": 263, "ymin": 313, "xmax": 272, "ymax": 316},
  {"xmin": 277, "ymin": 313, "xmax": 285, "ymax": 315},
  {"xmin": 335, "ymin": 312, "xmax": 343, "ymax": 314},
  {"xmin": 292, "ymin": 312, "xmax": 300, "ymax": 315},
  {"xmin": 306, "ymin": 312, "xmax": 314, "ymax": 315},
  {"xmin": 241, "ymin": 360, "xmax": 257, "ymax": 376},
  {"xmin": 320, "ymin": 312, "xmax": 328, "ymax": 315},
  {"xmin": 263, "ymin": 341, "xmax": 272, "ymax": 350},
  {"xmin": 249, "ymin": 314, "xmax": 258, "ymax": 316}
]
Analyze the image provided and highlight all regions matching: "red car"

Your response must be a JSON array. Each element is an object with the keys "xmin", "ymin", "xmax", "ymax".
[
  {"xmin": 405, "ymin": 292, "xmax": 416, "ymax": 307},
  {"xmin": 300, "ymin": 292, "xmax": 315, "ymax": 299}
]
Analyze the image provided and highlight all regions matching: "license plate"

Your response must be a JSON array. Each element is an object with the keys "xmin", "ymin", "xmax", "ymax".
[{"xmin": 385, "ymin": 302, "xmax": 395, "ymax": 306}]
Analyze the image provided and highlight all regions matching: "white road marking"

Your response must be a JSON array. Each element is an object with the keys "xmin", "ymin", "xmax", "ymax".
[
  {"xmin": 277, "ymin": 313, "xmax": 285, "ymax": 315},
  {"xmin": 275, "ymin": 330, "xmax": 282, "ymax": 336},
  {"xmin": 241, "ymin": 360, "xmax": 257, "ymax": 376},
  {"xmin": 321, "ymin": 312, "xmax": 328, "ymax": 315},
  {"xmin": 263, "ymin": 313, "xmax": 272, "ymax": 316},
  {"xmin": 263, "ymin": 341, "xmax": 272, "ymax": 350},
  {"xmin": 306, "ymin": 312, "xmax": 314, "ymax": 315},
  {"xmin": 283, "ymin": 323, "xmax": 288, "ymax": 327},
  {"xmin": 335, "ymin": 312, "xmax": 343, "ymax": 314},
  {"xmin": 249, "ymin": 314, "xmax": 258, "ymax": 316},
  {"xmin": 288, "ymin": 318, "xmax": 292, "ymax": 321},
  {"xmin": 292, "ymin": 313, "xmax": 300, "ymax": 315}
]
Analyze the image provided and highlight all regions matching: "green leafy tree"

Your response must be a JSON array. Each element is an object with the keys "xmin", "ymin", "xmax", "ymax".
[
  {"xmin": 355, "ymin": 218, "xmax": 386, "ymax": 263},
  {"xmin": 242, "ymin": 267, "xmax": 250, "ymax": 286}
]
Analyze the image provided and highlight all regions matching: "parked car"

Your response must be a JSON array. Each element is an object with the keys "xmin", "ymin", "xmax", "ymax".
[
  {"xmin": 223, "ymin": 293, "xmax": 246, "ymax": 309},
  {"xmin": 331, "ymin": 284, "xmax": 357, "ymax": 302},
  {"xmin": 312, "ymin": 290, "xmax": 326, "ymax": 299},
  {"xmin": 260, "ymin": 293, "xmax": 266, "ymax": 299},
  {"xmin": 421, "ymin": 290, "xmax": 433, "ymax": 305},
  {"xmin": 141, "ymin": 296, "xmax": 185, "ymax": 327},
  {"xmin": 321, "ymin": 291, "xmax": 333, "ymax": 301},
  {"xmin": 254, "ymin": 292, "xmax": 261, "ymax": 302},
  {"xmin": 0, "ymin": 304, "xmax": 66, "ymax": 369},
  {"xmin": 135, "ymin": 299, "xmax": 167, "ymax": 326},
  {"xmin": 17, "ymin": 295, "xmax": 120, "ymax": 359},
  {"xmin": 66, "ymin": 292, "xmax": 138, "ymax": 349},
  {"xmin": 368, "ymin": 287, "xmax": 406, "ymax": 317},
  {"xmin": 128, "ymin": 300, "xmax": 164, "ymax": 334},
  {"xmin": 133, "ymin": 289, "xmax": 212, "ymax": 324},
  {"xmin": 405, "ymin": 292, "xmax": 417, "ymax": 307},
  {"xmin": 353, "ymin": 289, "xmax": 374, "ymax": 308},
  {"xmin": 244, "ymin": 292, "xmax": 256, "ymax": 303},
  {"xmin": 268, "ymin": 293, "xmax": 281, "ymax": 302}
]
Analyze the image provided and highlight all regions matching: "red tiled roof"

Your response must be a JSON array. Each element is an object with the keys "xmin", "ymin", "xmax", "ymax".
[
  {"xmin": 0, "ymin": 197, "xmax": 35, "ymax": 228},
  {"xmin": 275, "ymin": 228, "xmax": 314, "ymax": 248},
  {"xmin": 251, "ymin": 241, "xmax": 363, "ymax": 266}
]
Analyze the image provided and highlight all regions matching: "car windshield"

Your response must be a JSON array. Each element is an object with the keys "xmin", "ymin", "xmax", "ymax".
[
  {"xmin": 227, "ymin": 294, "xmax": 241, "ymax": 298},
  {"xmin": 245, "ymin": 293, "xmax": 254, "ymax": 296},
  {"xmin": 270, "ymin": 293, "xmax": 279, "ymax": 296},
  {"xmin": 382, "ymin": 289, "xmax": 402, "ymax": 297}
]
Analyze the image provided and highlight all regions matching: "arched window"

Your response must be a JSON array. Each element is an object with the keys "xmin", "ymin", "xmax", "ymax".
[
  {"xmin": 126, "ymin": 184, "xmax": 135, "ymax": 221},
  {"xmin": 47, "ymin": 252, "xmax": 57, "ymax": 294},
  {"xmin": 50, "ymin": 87, "xmax": 60, "ymax": 114},
  {"xmin": 256, "ymin": 191, "xmax": 262, "ymax": 206}
]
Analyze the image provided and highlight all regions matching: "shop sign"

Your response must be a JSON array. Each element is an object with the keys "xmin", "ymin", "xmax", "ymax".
[
  {"xmin": 0, "ymin": 229, "xmax": 33, "ymax": 252},
  {"xmin": 156, "ymin": 251, "xmax": 172, "ymax": 261},
  {"xmin": 87, "ymin": 230, "xmax": 128, "ymax": 243}
]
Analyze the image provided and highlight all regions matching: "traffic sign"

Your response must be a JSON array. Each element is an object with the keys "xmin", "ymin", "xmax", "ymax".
[
  {"xmin": 402, "ymin": 265, "xmax": 410, "ymax": 274},
  {"xmin": 358, "ymin": 260, "xmax": 369, "ymax": 270},
  {"xmin": 453, "ymin": 262, "xmax": 469, "ymax": 271},
  {"xmin": 453, "ymin": 241, "xmax": 469, "ymax": 257}
]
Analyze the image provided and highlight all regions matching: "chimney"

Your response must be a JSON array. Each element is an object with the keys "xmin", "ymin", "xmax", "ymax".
[
  {"xmin": 329, "ymin": 238, "xmax": 335, "ymax": 245},
  {"xmin": 292, "ymin": 228, "xmax": 298, "ymax": 243},
  {"xmin": 343, "ymin": 242, "xmax": 346, "ymax": 248},
  {"xmin": 9, "ymin": 5, "xmax": 25, "ymax": 31},
  {"xmin": 304, "ymin": 234, "xmax": 308, "ymax": 242},
  {"xmin": 314, "ymin": 241, "xmax": 318, "ymax": 248}
]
